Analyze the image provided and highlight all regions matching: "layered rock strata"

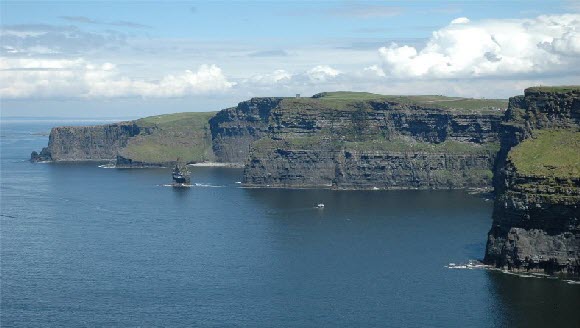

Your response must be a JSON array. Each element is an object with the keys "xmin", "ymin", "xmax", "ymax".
[
  {"xmin": 31, "ymin": 122, "xmax": 144, "ymax": 162},
  {"xmin": 216, "ymin": 93, "xmax": 505, "ymax": 189}
]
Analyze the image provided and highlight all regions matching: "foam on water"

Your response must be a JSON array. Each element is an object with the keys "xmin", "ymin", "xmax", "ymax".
[
  {"xmin": 159, "ymin": 183, "xmax": 224, "ymax": 188},
  {"xmin": 446, "ymin": 260, "xmax": 579, "ymax": 284}
]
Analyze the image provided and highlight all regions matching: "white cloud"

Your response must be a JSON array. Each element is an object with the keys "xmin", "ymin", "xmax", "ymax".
[
  {"xmin": 363, "ymin": 65, "xmax": 386, "ymax": 77},
  {"xmin": 450, "ymin": 17, "xmax": 470, "ymax": 24},
  {"xmin": 378, "ymin": 14, "xmax": 580, "ymax": 79},
  {"xmin": 245, "ymin": 69, "xmax": 292, "ymax": 86},
  {"xmin": 306, "ymin": 65, "xmax": 341, "ymax": 82},
  {"xmin": 0, "ymin": 59, "xmax": 235, "ymax": 99}
]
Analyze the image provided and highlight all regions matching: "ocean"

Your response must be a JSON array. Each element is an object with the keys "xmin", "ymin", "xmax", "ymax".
[{"xmin": 1, "ymin": 119, "xmax": 579, "ymax": 327}]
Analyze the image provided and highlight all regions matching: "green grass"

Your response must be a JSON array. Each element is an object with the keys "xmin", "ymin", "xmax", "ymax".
[
  {"xmin": 526, "ymin": 86, "xmax": 580, "ymax": 93},
  {"xmin": 508, "ymin": 129, "xmax": 580, "ymax": 178},
  {"xmin": 280, "ymin": 91, "xmax": 507, "ymax": 113},
  {"xmin": 253, "ymin": 134, "xmax": 499, "ymax": 156},
  {"xmin": 135, "ymin": 112, "xmax": 214, "ymax": 130},
  {"xmin": 121, "ymin": 112, "xmax": 216, "ymax": 164},
  {"xmin": 346, "ymin": 138, "xmax": 500, "ymax": 154}
]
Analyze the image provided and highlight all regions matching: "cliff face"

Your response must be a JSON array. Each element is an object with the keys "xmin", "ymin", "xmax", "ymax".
[
  {"xmin": 209, "ymin": 95, "xmax": 503, "ymax": 165},
  {"xmin": 31, "ymin": 112, "xmax": 216, "ymax": 166},
  {"xmin": 228, "ymin": 93, "xmax": 504, "ymax": 189},
  {"xmin": 209, "ymin": 97, "xmax": 282, "ymax": 163},
  {"xmin": 484, "ymin": 87, "xmax": 580, "ymax": 275},
  {"xmin": 244, "ymin": 139, "xmax": 497, "ymax": 189},
  {"xmin": 31, "ymin": 122, "xmax": 144, "ymax": 162}
]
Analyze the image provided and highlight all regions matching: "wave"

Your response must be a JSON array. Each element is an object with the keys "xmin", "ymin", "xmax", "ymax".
[{"xmin": 446, "ymin": 260, "xmax": 580, "ymax": 284}]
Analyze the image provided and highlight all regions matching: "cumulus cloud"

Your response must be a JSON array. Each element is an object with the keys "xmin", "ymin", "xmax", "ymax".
[
  {"xmin": 363, "ymin": 65, "xmax": 386, "ymax": 77},
  {"xmin": 0, "ymin": 59, "xmax": 235, "ymax": 98},
  {"xmin": 306, "ymin": 65, "xmax": 341, "ymax": 82},
  {"xmin": 378, "ymin": 14, "xmax": 580, "ymax": 79},
  {"xmin": 245, "ymin": 69, "xmax": 292, "ymax": 86}
]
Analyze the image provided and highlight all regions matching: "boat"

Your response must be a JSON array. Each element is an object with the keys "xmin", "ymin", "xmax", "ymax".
[
  {"xmin": 171, "ymin": 160, "xmax": 190, "ymax": 187},
  {"xmin": 316, "ymin": 203, "xmax": 325, "ymax": 208}
]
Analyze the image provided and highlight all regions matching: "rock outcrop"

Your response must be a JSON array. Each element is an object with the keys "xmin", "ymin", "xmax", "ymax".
[{"xmin": 484, "ymin": 87, "xmax": 580, "ymax": 275}]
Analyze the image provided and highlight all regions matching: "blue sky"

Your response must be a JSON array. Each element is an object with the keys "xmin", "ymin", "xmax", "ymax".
[{"xmin": 1, "ymin": 1, "xmax": 579, "ymax": 117}]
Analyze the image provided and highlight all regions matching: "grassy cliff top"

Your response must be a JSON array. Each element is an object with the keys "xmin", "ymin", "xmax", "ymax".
[
  {"xmin": 135, "ymin": 111, "xmax": 216, "ymax": 129},
  {"xmin": 509, "ymin": 129, "xmax": 580, "ymax": 178},
  {"xmin": 280, "ymin": 91, "xmax": 507, "ymax": 112},
  {"xmin": 121, "ymin": 112, "xmax": 217, "ymax": 164},
  {"xmin": 525, "ymin": 86, "xmax": 580, "ymax": 93}
]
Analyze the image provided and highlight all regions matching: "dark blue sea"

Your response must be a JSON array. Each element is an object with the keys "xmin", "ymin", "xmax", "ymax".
[{"xmin": 1, "ymin": 119, "xmax": 579, "ymax": 327}]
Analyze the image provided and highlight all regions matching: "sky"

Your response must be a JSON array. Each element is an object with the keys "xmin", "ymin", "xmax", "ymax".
[{"xmin": 1, "ymin": 0, "xmax": 579, "ymax": 118}]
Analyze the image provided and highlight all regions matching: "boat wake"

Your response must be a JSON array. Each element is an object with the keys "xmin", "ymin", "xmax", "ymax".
[
  {"xmin": 160, "ymin": 183, "xmax": 224, "ymax": 188},
  {"xmin": 193, "ymin": 183, "xmax": 224, "ymax": 188}
]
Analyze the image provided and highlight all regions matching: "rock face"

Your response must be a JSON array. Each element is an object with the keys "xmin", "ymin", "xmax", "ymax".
[
  {"xmin": 31, "ymin": 112, "xmax": 216, "ymax": 166},
  {"xmin": 484, "ymin": 87, "xmax": 580, "ymax": 275},
  {"xmin": 215, "ymin": 93, "xmax": 505, "ymax": 189},
  {"xmin": 244, "ymin": 142, "xmax": 496, "ymax": 189},
  {"xmin": 31, "ymin": 122, "xmax": 144, "ymax": 162},
  {"xmin": 209, "ymin": 97, "xmax": 283, "ymax": 163}
]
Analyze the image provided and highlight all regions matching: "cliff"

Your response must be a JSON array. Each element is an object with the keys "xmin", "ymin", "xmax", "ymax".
[
  {"xmin": 209, "ymin": 97, "xmax": 283, "ymax": 163},
  {"xmin": 31, "ymin": 112, "xmax": 216, "ymax": 166},
  {"xmin": 222, "ymin": 92, "xmax": 506, "ymax": 189},
  {"xmin": 244, "ymin": 137, "xmax": 498, "ymax": 189},
  {"xmin": 484, "ymin": 87, "xmax": 580, "ymax": 275},
  {"xmin": 30, "ymin": 122, "xmax": 144, "ymax": 162},
  {"xmin": 31, "ymin": 92, "xmax": 506, "ymax": 191}
]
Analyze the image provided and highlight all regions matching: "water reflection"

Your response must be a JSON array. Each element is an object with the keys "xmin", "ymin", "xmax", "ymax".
[{"xmin": 486, "ymin": 271, "xmax": 580, "ymax": 327}]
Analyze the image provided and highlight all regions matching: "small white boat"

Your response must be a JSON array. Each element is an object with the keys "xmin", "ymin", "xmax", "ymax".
[{"xmin": 316, "ymin": 203, "xmax": 325, "ymax": 208}]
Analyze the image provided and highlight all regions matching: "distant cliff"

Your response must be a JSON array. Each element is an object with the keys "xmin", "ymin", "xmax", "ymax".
[
  {"xmin": 212, "ymin": 92, "xmax": 506, "ymax": 189},
  {"xmin": 484, "ymin": 87, "xmax": 580, "ymax": 275},
  {"xmin": 31, "ymin": 122, "xmax": 144, "ymax": 162},
  {"xmin": 31, "ymin": 112, "xmax": 216, "ymax": 166}
]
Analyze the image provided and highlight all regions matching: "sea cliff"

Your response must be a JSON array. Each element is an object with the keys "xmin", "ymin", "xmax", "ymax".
[
  {"xmin": 484, "ymin": 87, "xmax": 580, "ymax": 275},
  {"xmin": 31, "ymin": 112, "xmax": 216, "ymax": 166},
  {"xmin": 216, "ymin": 92, "xmax": 505, "ymax": 189},
  {"xmin": 30, "ymin": 122, "xmax": 144, "ymax": 162}
]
